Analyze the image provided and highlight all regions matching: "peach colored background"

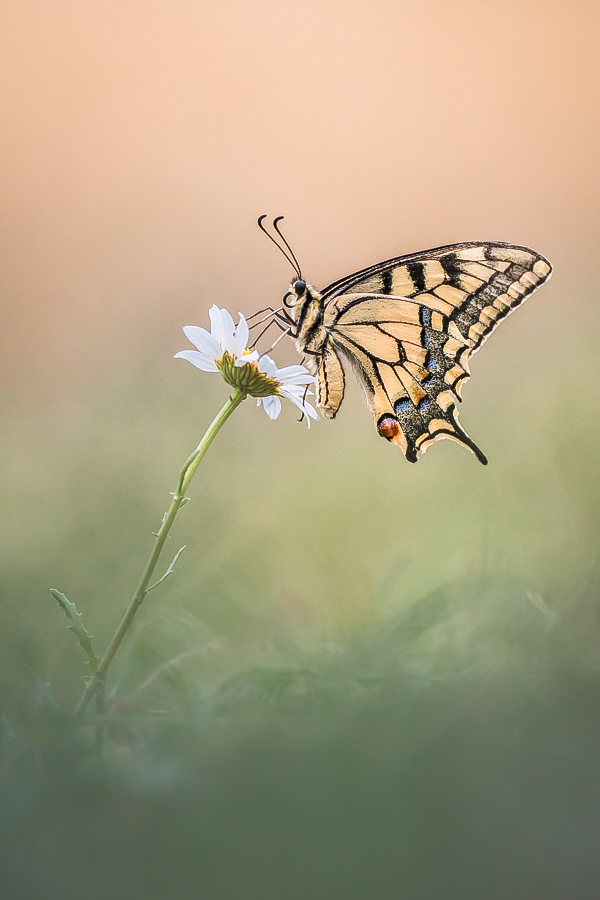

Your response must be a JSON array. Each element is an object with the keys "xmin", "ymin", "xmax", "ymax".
[{"xmin": 0, "ymin": 0, "xmax": 598, "ymax": 399}]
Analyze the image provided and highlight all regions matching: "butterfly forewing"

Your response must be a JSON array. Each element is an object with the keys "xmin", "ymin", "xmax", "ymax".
[{"xmin": 316, "ymin": 242, "xmax": 552, "ymax": 463}]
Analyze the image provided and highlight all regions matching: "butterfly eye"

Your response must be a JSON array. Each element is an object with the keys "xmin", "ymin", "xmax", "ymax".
[{"xmin": 294, "ymin": 280, "xmax": 306, "ymax": 295}]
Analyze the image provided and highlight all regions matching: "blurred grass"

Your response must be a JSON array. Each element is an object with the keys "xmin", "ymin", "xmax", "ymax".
[{"xmin": 1, "ymin": 287, "xmax": 600, "ymax": 897}]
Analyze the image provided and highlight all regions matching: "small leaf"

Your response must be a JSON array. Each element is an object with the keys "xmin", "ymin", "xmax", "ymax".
[
  {"xmin": 50, "ymin": 589, "xmax": 98, "ymax": 676},
  {"xmin": 147, "ymin": 545, "xmax": 186, "ymax": 594}
]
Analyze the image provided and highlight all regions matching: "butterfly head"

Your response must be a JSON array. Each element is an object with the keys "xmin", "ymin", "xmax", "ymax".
[
  {"xmin": 282, "ymin": 278, "xmax": 308, "ymax": 312},
  {"xmin": 283, "ymin": 278, "xmax": 308, "ymax": 309},
  {"xmin": 293, "ymin": 279, "xmax": 306, "ymax": 296}
]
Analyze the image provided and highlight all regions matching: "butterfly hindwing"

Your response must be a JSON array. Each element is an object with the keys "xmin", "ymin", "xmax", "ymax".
[
  {"xmin": 315, "ymin": 342, "xmax": 346, "ymax": 419},
  {"xmin": 317, "ymin": 242, "xmax": 552, "ymax": 463},
  {"xmin": 328, "ymin": 310, "xmax": 483, "ymax": 463}
]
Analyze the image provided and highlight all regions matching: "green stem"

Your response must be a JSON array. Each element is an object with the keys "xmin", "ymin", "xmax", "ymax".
[{"xmin": 75, "ymin": 387, "xmax": 247, "ymax": 717}]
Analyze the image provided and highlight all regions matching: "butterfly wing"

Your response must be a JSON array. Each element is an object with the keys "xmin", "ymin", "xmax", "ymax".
[
  {"xmin": 319, "ymin": 242, "xmax": 552, "ymax": 463},
  {"xmin": 313, "ymin": 342, "xmax": 346, "ymax": 420}
]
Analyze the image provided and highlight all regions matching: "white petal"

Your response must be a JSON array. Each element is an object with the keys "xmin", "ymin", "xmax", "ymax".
[
  {"xmin": 280, "ymin": 384, "xmax": 314, "ymax": 400},
  {"xmin": 257, "ymin": 354, "xmax": 278, "ymax": 378},
  {"xmin": 182, "ymin": 325, "xmax": 221, "ymax": 358},
  {"xmin": 174, "ymin": 350, "xmax": 219, "ymax": 372},
  {"xmin": 280, "ymin": 388, "xmax": 319, "ymax": 425},
  {"xmin": 234, "ymin": 350, "xmax": 260, "ymax": 367},
  {"xmin": 274, "ymin": 364, "xmax": 315, "ymax": 383},
  {"xmin": 262, "ymin": 395, "xmax": 282, "ymax": 419},
  {"xmin": 278, "ymin": 373, "xmax": 316, "ymax": 387},
  {"xmin": 232, "ymin": 314, "xmax": 249, "ymax": 357},
  {"xmin": 209, "ymin": 306, "xmax": 236, "ymax": 353}
]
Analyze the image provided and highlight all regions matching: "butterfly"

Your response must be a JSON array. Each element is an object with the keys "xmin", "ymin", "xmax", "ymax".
[{"xmin": 257, "ymin": 217, "xmax": 553, "ymax": 464}]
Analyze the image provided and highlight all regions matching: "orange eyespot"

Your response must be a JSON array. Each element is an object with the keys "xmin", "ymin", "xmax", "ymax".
[{"xmin": 378, "ymin": 416, "xmax": 400, "ymax": 440}]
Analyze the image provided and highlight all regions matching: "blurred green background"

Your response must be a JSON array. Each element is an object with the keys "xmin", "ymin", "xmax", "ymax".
[{"xmin": 1, "ymin": 1, "xmax": 600, "ymax": 897}]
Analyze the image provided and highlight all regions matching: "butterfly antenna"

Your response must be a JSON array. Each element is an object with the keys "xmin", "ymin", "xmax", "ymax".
[
  {"xmin": 257, "ymin": 215, "xmax": 300, "ymax": 277},
  {"xmin": 272, "ymin": 216, "xmax": 302, "ymax": 279}
]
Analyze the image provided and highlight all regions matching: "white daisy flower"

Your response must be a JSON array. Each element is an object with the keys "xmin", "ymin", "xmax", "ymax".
[
  {"xmin": 175, "ymin": 305, "xmax": 318, "ymax": 425},
  {"xmin": 254, "ymin": 355, "xmax": 319, "ymax": 427},
  {"xmin": 174, "ymin": 305, "xmax": 258, "ymax": 373}
]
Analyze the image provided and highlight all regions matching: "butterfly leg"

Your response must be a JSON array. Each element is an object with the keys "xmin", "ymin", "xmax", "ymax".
[
  {"xmin": 249, "ymin": 306, "xmax": 295, "ymax": 334},
  {"xmin": 246, "ymin": 306, "xmax": 283, "ymax": 322},
  {"xmin": 262, "ymin": 326, "xmax": 292, "ymax": 355},
  {"xmin": 296, "ymin": 382, "xmax": 312, "ymax": 425},
  {"xmin": 250, "ymin": 317, "xmax": 293, "ymax": 350}
]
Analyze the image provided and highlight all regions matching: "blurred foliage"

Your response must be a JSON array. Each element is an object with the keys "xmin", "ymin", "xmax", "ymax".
[{"xmin": 1, "ymin": 302, "xmax": 600, "ymax": 897}]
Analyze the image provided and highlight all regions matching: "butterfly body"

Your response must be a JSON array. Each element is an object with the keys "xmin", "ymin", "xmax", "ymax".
[
  {"xmin": 292, "ymin": 284, "xmax": 327, "ymax": 354},
  {"xmin": 277, "ymin": 238, "xmax": 552, "ymax": 464}
]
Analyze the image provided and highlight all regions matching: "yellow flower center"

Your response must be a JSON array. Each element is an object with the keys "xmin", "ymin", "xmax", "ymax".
[{"xmin": 216, "ymin": 351, "xmax": 280, "ymax": 398}]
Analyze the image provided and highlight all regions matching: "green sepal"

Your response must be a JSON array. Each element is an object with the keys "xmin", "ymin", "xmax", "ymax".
[
  {"xmin": 217, "ymin": 351, "xmax": 278, "ymax": 396},
  {"xmin": 50, "ymin": 589, "xmax": 98, "ymax": 676}
]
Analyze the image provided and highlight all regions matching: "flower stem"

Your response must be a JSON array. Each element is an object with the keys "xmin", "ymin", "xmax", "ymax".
[{"xmin": 75, "ymin": 387, "xmax": 247, "ymax": 717}]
